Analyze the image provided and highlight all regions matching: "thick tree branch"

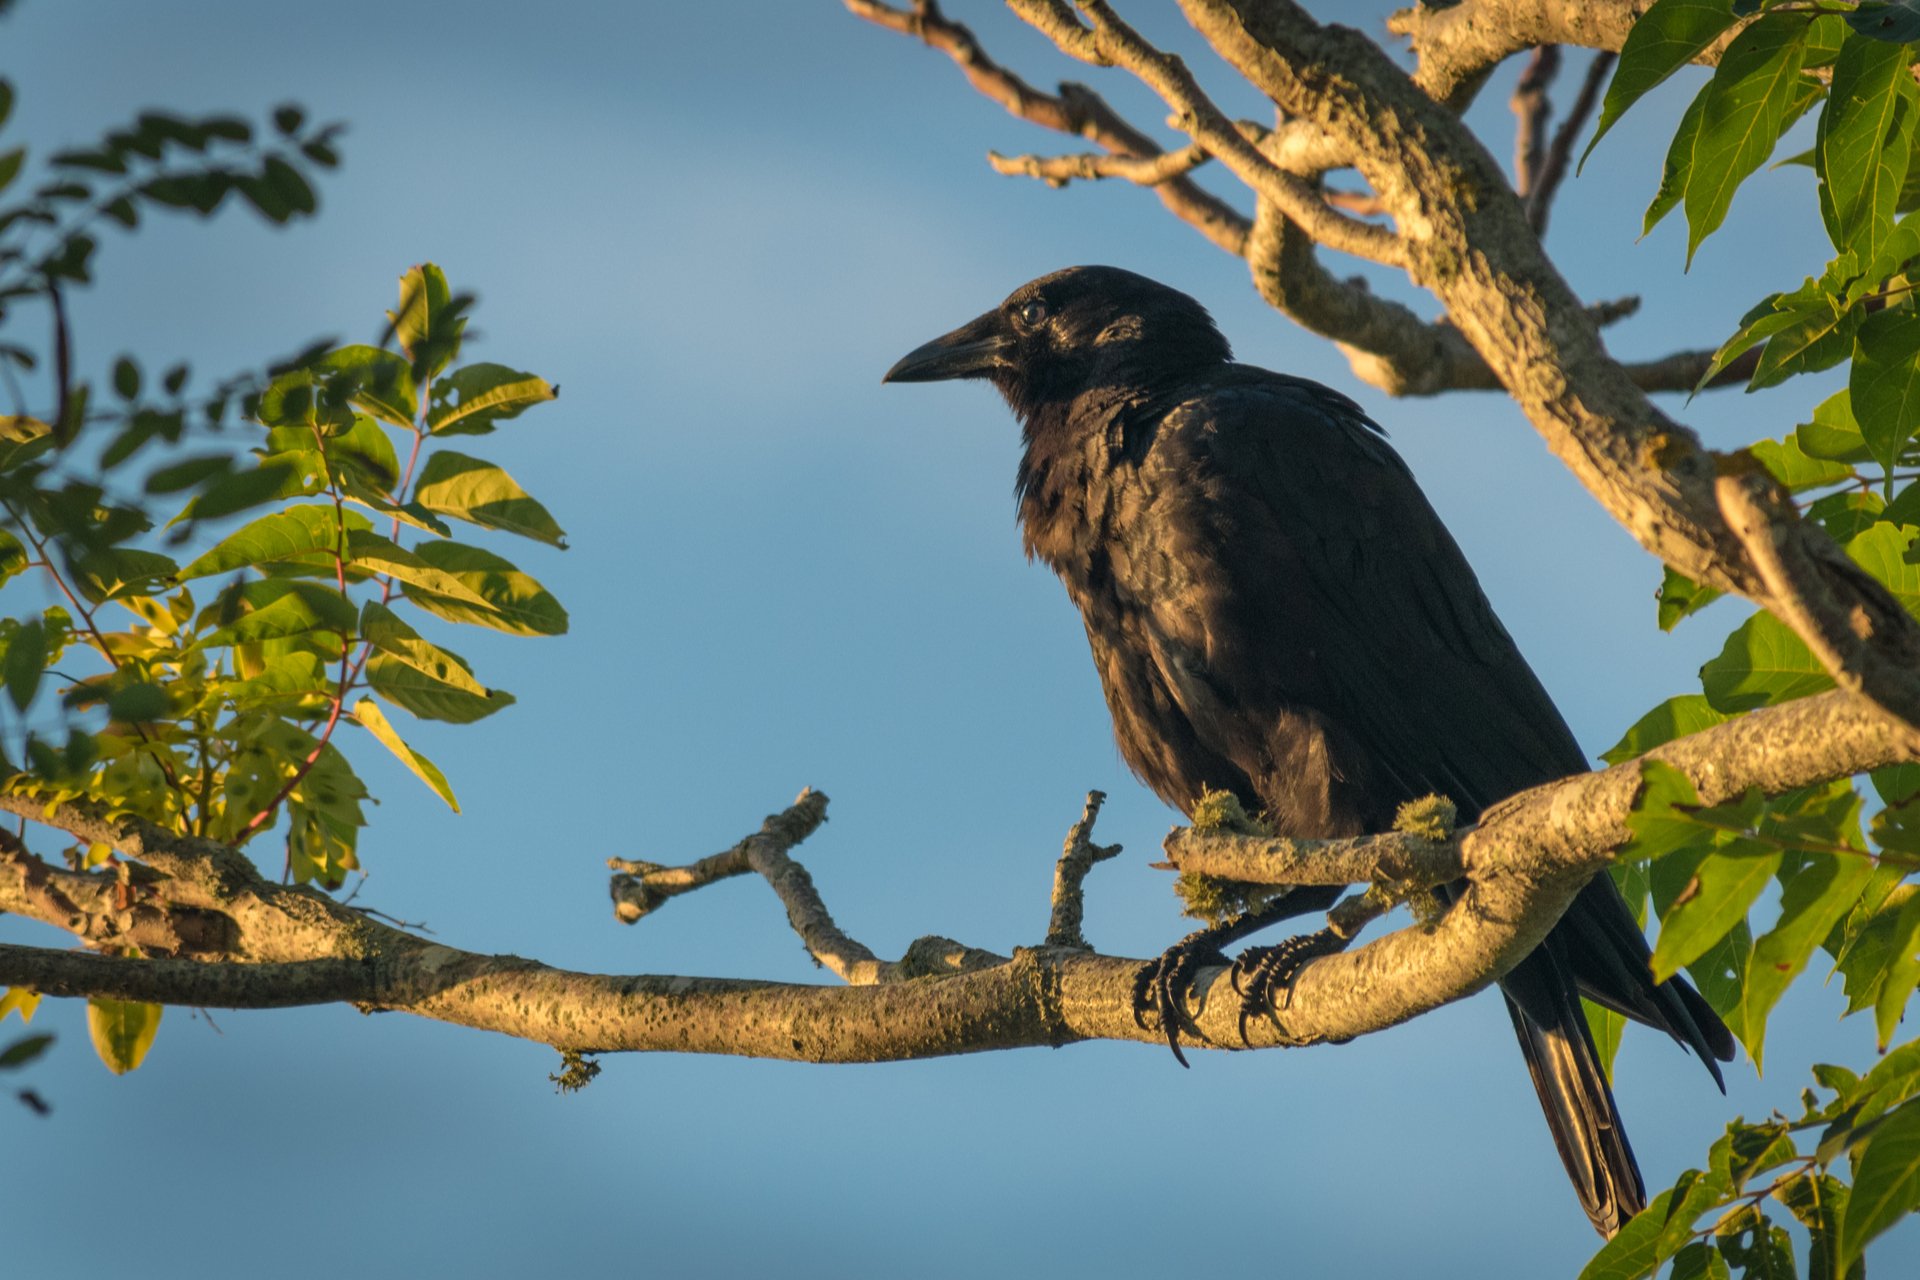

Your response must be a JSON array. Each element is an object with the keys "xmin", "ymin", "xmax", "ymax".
[
  {"xmin": 0, "ymin": 689, "xmax": 1909, "ymax": 1061},
  {"xmin": 1176, "ymin": 0, "xmax": 1920, "ymax": 748},
  {"xmin": 1387, "ymin": 0, "xmax": 1735, "ymax": 111}
]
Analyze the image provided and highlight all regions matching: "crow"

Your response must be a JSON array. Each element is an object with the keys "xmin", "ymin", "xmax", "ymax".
[{"xmin": 883, "ymin": 265, "xmax": 1734, "ymax": 1237}]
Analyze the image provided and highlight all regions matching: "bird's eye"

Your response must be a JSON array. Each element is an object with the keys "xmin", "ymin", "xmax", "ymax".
[{"xmin": 1017, "ymin": 300, "xmax": 1048, "ymax": 326}]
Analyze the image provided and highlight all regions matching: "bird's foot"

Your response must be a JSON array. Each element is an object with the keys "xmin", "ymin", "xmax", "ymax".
[
  {"xmin": 1131, "ymin": 925, "xmax": 1235, "ymax": 1068},
  {"xmin": 1229, "ymin": 926, "xmax": 1347, "ymax": 1045}
]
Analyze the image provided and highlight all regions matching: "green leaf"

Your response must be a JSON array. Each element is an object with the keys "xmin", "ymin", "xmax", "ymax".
[
  {"xmin": 1714, "ymin": 1209, "xmax": 1796, "ymax": 1280},
  {"xmin": 314, "ymin": 345, "xmax": 417, "ymax": 430},
  {"xmin": 69, "ymin": 547, "xmax": 177, "ymax": 604},
  {"xmin": 1846, "ymin": 522, "xmax": 1920, "ymax": 618},
  {"xmin": 1873, "ymin": 890, "xmax": 1920, "ymax": 1048},
  {"xmin": 1683, "ymin": 14, "xmax": 1812, "ymax": 264},
  {"xmin": 0, "ymin": 148, "xmax": 25, "ymax": 198},
  {"xmin": 1604, "ymin": 695, "xmax": 1733, "ymax": 764},
  {"xmin": 1819, "ymin": 32, "xmax": 1919, "ymax": 262},
  {"xmin": 1852, "ymin": 306, "xmax": 1920, "ymax": 470},
  {"xmin": 426, "ymin": 363, "xmax": 557, "ymax": 436},
  {"xmin": 1799, "ymin": 389, "xmax": 1873, "ymax": 462},
  {"xmin": 1773, "ymin": 1172, "xmax": 1854, "ymax": 1280},
  {"xmin": 254, "ymin": 368, "xmax": 354, "ymax": 434},
  {"xmin": 1810, "ymin": 492, "xmax": 1884, "ymax": 545},
  {"xmin": 196, "ymin": 580, "xmax": 356, "ymax": 649},
  {"xmin": 0, "ymin": 1032, "xmax": 52, "ymax": 1069},
  {"xmin": 337, "ymin": 473, "xmax": 450, "ymax": 536},
  {"xmin": 1689, "ymin": 922, "xmax": 1756, "ymax": 1042},
  {"xmin": 1587, "ymin": 0, "xmax": 1738, "ymax": 167},
  {"xmin": 341, "ymin": 530, "xmax": 494, "ymax": 608},
  {"xmin": 390, "ymin": 263, "xmax": 464, "ymax": 382},
  {"xmin": 351, "ymin": 698, "xmax": 459, "ymax": 811},
  {"xmin": 85, "ymin": 997, "xmax": 160, "ymax": 1075},
  {"xmin": 223, "ymin": 649, "xmax": 330, "ymax": 710},
  {"xmin": 176, "ymin": 505, "xmax": 368, "ymax": 579},
  {"xmin": 172, "ymin": 450, "xmax": 322, "ymax": 524},
  {"xmin": 327, "ymin": 413, "xmax": 401, "ymax": 491},
  {"xmin": 360, "ymin": 600, "xmax": 513, "ymax": 723},
  {"xmin": 145, "ymin": 453, "xmax": 235, "ymax": 495},
  {"xmin": 1648, "ymin": 86, "xmax": 1710, "ymax": 235},
  {"xmin": 1848, "ymin": 1, "xmax": 1920, "ymax": 43},
  {"xmin": 1701, "ymin": 611, "xmax": 1835, "ymax": 712},
  {"xmin": 1586, "ymin": 998, "xmax": 1628, "ymax": 1084},
  {"xmin": 411, "ymin": 450, "xmax": 568, "ymax": 547},
  {"xmin": 1694, "ymin": 291, "xmax": 1811, "ymax": 390},
  {"xmin": 105, "ymin": 682, "xmax": 169, "ymax": 723},
  {"xmin": 0, "ymin": 529, "xmax": 25, "ymax": 588},
  {"xmin": 4, "ymin": 616, "xmax": 45, "ymax": 711},
  {"xmin": 1749, "ymin": 294, "xmax": 1862, "ymax": 389},
  {"xmin": 1839, "ymin": 1095, "xmax": 1920, "ymax": 1273},
  {"xmin": 1651, "ymin": 843, "xmax": 1783, "ymax": 982},
  {"xmin": 1743, "ymin": 850, "xmax": 1874, "ymax": 1069},
  {"xmin": 1576, "ymin": 1185, "xmax": 1678, "ymax": 1280},
  {"xmin": 400, "ymin": 541, "xmax": 568, "ymax": 636},
  {"xmin": 1658, "ymin": 567, "xmax": 1727, "ymax": 631},
  {"xmin": 1750, "ymin": 434, "xmax": 1855, "ymax": 491},
  {"xmin": 1668, "ymin": 1242, "xmax": 1732, "ymax": 1280},
  {"xmin": 1625, "ymin": 758, "xmax": 1715, "ymax": 861}
]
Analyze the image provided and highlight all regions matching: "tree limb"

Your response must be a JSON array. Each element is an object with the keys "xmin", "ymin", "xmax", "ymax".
[
  {"xmin": 844, "ymin": 0, "xmax": 1251, "ymax": 254},
  {"xmin": 0, "ymin": 688, "xmax": 1909, "ymax": 1060}
]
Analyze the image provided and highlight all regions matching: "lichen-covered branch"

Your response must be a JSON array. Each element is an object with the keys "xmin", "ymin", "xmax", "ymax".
[
  {"xmin": 1045, "ymin": 789, "xmax": 1122, "ymax": 948},
  {"xmin": 0, "ymin": 688, "xmax": 1909, "ymax": 1060}
]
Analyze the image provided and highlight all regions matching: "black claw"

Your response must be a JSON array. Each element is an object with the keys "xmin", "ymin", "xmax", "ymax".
[
  {"xmin": 1130, "ymin": 923, "xmax": 1232, "ymax": 1067},
  {"xmin": 1228, "ymin": 927, "xmax": 1347, "ymax": 1045}
]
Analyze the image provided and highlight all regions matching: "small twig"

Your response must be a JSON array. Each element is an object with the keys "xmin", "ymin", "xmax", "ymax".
[
  {"xmin": 1012, "ymin": 0, "xmax": 1406, "ymax": 267},
  {"xmin": 1045, "ymin": 790, "xmax": 1121, "ymax": 949},
  {"xmin": 608, "ymin": 788, "xmax": 1006, "ymax": 985},
  {"xmin": 1510, "ymin": 45, "xmax": 1561, "ymax": 199},
  {"xmin": 846, "ymin": 0, "xmax": 1250, "ymax": 254},
  {"xmin": 1529, "ymin": 50, "xmax": 1614, "ymax": 236},
  {"xmin": 989, "ymin": 142, "xmax": 1210, "ymax": 188}
]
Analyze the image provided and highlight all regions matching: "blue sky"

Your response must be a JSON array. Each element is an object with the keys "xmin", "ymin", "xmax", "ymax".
[{"xmin": 2, "ymin": 2, "xmax": 1913, "ymax": 1276}]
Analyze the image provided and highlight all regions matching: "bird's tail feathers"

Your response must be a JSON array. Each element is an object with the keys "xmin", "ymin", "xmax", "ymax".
[{"xmin": 1501, "ymin": 953, "xmax": 1646, "ymax": 1239}]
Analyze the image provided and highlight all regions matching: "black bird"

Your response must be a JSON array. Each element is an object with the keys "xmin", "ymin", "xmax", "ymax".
[{"xmin": 883, "ymin": 265, "xmax": 1734, "ymax": 1237}]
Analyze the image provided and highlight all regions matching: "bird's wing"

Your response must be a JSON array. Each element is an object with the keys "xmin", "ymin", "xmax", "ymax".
[
  {"xmin": 1136, "ymin": 372, "xmax": 1590, "ymax": 822},
  {"xmin": 1129, "ymin": 372, "xmax": 1732, "ymax": 1072}
]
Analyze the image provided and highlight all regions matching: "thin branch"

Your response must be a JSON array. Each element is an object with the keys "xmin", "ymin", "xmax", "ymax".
[
  {"xmin": 844, "ymin": 0, "xmax": 1250, "ymax": 254},
  {"xmin": 988, "ymin": 142, "xmax": 1211, "ymax": 187},
  {"xmin": 1510, "ymin": 45, "xmax": 1560, "ymax": 200},
  {"xmin": 1008, "ymin": 0, "xmax": 1406, "ymax": 267},
  {"xmin": 1045, "ymin": 789, "xmax": 1121, "ymax": 949},
  {"xmin": 1530, "ymin": 51, "xmax": 1614, "ymax": 236},
  {"xmin": 609, "ymin": 788, "xmax": 1005, "ymax": 985}
]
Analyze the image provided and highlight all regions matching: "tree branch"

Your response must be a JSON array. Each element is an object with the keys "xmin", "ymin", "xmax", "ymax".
[
  {"xmin": 1510, "ymin": 45, "xmax": 1560, "ymax": 200},
  {"xmin": 1529, "ymin": 50, "xmax": 1614, "ymax": 236},
  {"xmin": 1006, "ymin": 0, "xmax": 1406, "ymax": 267},
  {"xmin": 1178, "ymin": 0, "xmax": 1920, "ymax": 748},
  {"xmin": 0, "ymin": 688, "xmax": 1909, "ymax": 1060},
  {"xmin": 1387, "ymin": 0, "xmax": 1735, "ymax": 111},
  {"xmin": 844, "ymin": 0, "xmax": 1251, "ymax": 254},
  {"xmin": 1045, "ymin": 789, "xmax": 1122, "ymax": 948}
]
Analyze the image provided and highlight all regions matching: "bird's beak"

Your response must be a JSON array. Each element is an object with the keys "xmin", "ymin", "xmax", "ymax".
[{"xmin": 882, "ymin": 309, "xmax": 1012, "ymax": 383}]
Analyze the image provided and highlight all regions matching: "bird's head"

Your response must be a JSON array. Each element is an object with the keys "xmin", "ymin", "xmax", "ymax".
[{"xmin": 882, "ymin": 266, "xmax": 1231, "ymax": 418}]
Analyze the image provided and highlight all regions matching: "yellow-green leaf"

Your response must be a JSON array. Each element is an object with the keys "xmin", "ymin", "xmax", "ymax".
[
  {"xmin": 352, "ymin": 699, "xmax": 459, "ymax": 811},
  {"xmin": 86, "ymin": 996, "xmax": 161, "ymax": 1075}
]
